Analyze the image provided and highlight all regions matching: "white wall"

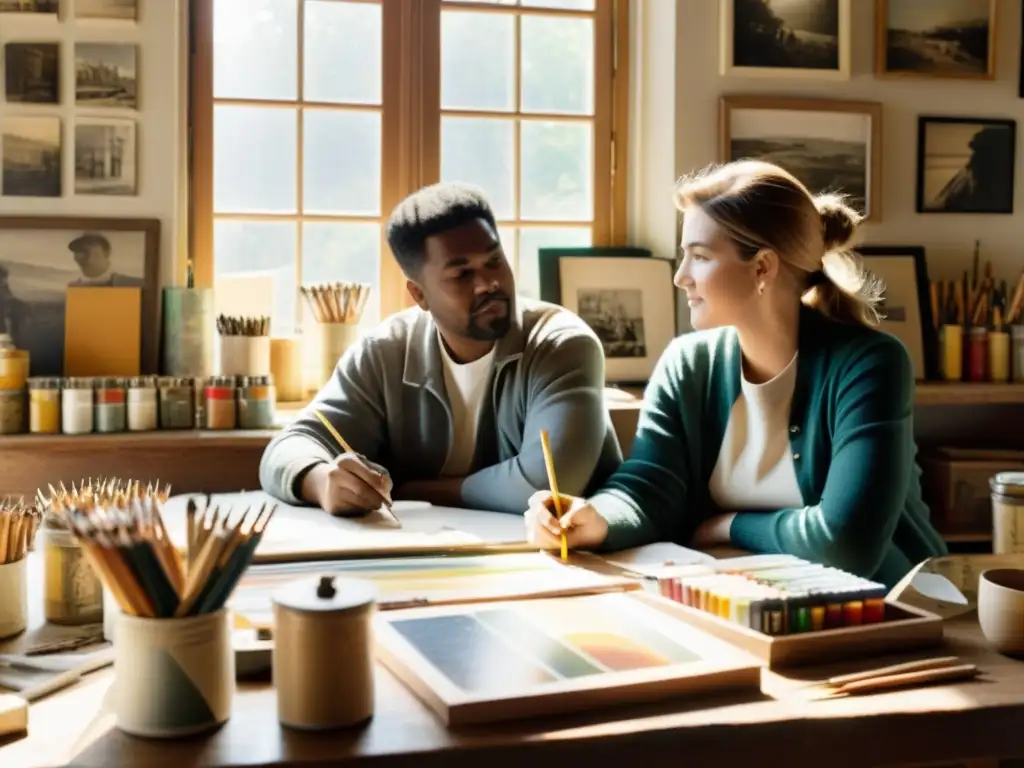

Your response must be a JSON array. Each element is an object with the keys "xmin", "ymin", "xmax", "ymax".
[
  {"xmin": 631, "ymin": 0, "xmax": 1024, "ymax": 331},
  {"xmin": 0, "ymin": 0, "xmax": 186, "ymax": 288}
]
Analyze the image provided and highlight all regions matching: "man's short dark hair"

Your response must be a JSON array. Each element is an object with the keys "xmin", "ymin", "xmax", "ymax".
[{"xmin": 386, "ymin": 182, "xmax": 497, "ymax": 276}]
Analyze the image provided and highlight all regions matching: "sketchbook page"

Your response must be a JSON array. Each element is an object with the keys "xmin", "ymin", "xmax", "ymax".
[
  {"xmin": 899, "ymin": 554, "xmax": 1024, "ymax": 605},
  {"xmin": 161, "ymin": 492, "xmax": 527, "ymax": 560},
  {"xmin": 601, "ymin": 542, "xmax": 716, "ymax": 574}
]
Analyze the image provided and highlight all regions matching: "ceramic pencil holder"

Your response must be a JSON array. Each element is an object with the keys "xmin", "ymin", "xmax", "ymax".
[
  {"xmin": 218, "ymin": 335, "xmax": 271, "ymax": 377},
  {"xmin": 309, "ymin": 323, "xmax": 360, "ymax": 390},
  {"xmin": 270, "ymin": 336, "xmax": 304, "ymax": 402},
  {"xmin": 273, "ymin": 575, "xmax": 376, "ymax": 730},
  {"xmin": 42, "ymin": 525, "xmax": 103, "ymax": 626},
  {"xmin": 114, "ymin": 608, "xmax": 235, "ymax": 738},
  {"xmin": 103, "ymin": 586, "xmax": 119, "ymax": 643},
  {"xmin": 0, "ymin": 556, "xmax": 28, "ymax": 640}
]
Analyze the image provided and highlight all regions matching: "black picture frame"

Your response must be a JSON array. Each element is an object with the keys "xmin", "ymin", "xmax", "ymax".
[
  {"xmin": 855, "ymin": 245, "xmax": 937, "ymax": 381},
  {"xmin": 915, "ymin": 116, "xmax": 1016, "ymax": 214},
  {"xmin": 1020, "ymin": 3, "xmax": 1024, "ymax": 98},
  {"xmin": 538, "ymin": 247, "xmax": 676, "ymax": 386}
]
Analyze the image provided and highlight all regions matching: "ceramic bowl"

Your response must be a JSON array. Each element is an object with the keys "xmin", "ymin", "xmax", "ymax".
[{"xmin": 977, "ymin": 568, "xmax": 1024, "ymax": 655}]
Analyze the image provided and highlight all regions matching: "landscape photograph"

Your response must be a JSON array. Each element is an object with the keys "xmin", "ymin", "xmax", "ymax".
[
  {"xmin": 918, "ymin": 117, "xmax": 1015, "ymax": 214},
  {"xmin": 731, "ymin": 0, "xmax": 841, "ymax": 71},
  {"xmin": 75, "ymin": 43, "xmax": 137, "ymax": 108},
  {"xmin": 881, "ymin": 0, "xmax": 993, "ymax": 77},
  {"xmin": 0, "ymin": 0, "xmax": 59, "ymax": 12},
  {"xmin": 728, "ymin": 104, "xmax": 871, "ymax": 216}
]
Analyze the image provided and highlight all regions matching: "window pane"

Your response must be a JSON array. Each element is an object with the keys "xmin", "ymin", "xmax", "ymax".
[
  {"xmin": 441, "ymin": 11, "xmax": 515, "ymax": 112},
  {"xmin": 214, "ymin": 220, "xmax": 297, "ymax": 333},
  {"xmin": 304, "ymin": 1, "xmax": 382, "ymax": 105},
  {"xmin": 302, "ymin": 222, "xmax": 382, "ymax": 326},
  {"xmin": 517, "ymin": 226, "xmax": 590, "ymax": 299},
  {"xmin": 213, "ymin": 0, "xmax": 297, "ymax": 101},
  {"xmin": 441, "ymin": 117, "xmax": 515, "ymax": 219},
  {"xmin": 521, "ymin": 0, "xmax": 595, "ymax": 9},
  {"xmin": 520, "ymin": 120, "xmax": 592, "ymax": 221},
  {"xmin": 302, "ymin": 110, "xmax": 381, "ymax": 216},
  {"xmin": 520, "ymin": 16, "xmax": 593, "ymax": 115},
  {"xmin": 214, "ymin": 105, "xmax": 297, "ymax": 213}
]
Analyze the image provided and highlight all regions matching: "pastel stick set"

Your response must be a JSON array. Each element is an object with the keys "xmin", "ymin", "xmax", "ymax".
[{"xmin": 646, "ymin": 555, "xmax": 889, "ymax": 636}]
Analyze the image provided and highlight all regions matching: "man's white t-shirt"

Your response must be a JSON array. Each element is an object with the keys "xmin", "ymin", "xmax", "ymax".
[{"xmin": 438, "ymin": 333, "xmax": 496, "ymax": 477}]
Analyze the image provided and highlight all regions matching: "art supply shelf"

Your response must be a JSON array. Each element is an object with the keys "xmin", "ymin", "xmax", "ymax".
[{"xmin": 915, "ymin": 382, "xmax": 1024, "ymax": 406}]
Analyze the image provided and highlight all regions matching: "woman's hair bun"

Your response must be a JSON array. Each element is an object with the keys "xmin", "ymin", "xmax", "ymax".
[{"xmin": 815, "ymin": 193, "xmax": 862, "ymax": 251}]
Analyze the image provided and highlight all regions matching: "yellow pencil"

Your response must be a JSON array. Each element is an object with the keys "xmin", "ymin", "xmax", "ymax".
[
  {"xmin": 539, "ymin": 429, "xmax": 568, "ymax": 562},
  {"xmin": 312, "ymin": 409, "xmax": 399, "ymax": 526}
]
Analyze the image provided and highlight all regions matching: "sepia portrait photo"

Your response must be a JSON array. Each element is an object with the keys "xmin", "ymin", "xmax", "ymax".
[
  {"xmin": 75, "ymin": 43, "xmax": 137, "ymax": 108},
  {"xmin": 0, "ymin": 225, "xmax": 148, "ymax": 375},
  {"xmin": 577, "ymin": 289, "xmax": 646, "ymax": 359},
  {"xmin": 1, "ymin": 116, "xmax": 61, "ymax": 198},
  {"xmin": 721, "ymin": 95, "xmax": 882, "ymax": 220},
  {"xmin": 877, "ymin": 0, "xmax": 995, "ymax": 78},
  {"xmin": 917, "ymin": 116, "xmax": 1015, "ymax": 214},
  {"xmin": 722, "ymin": 0, "xmax": 851, "ymax": 78},
  {"xmin": 75, "ymin": 118, "xmax": 137, "ymax": 195},
  {"xmin": 4, "ymin": 43, "xmax": 60, "ymax": 104},
  {"xmin": 0, "ymin": 1, "xmax": 59, "ymax": 12},
  {"xmin": 75, "ymin": 0, "xmax": 137, "ymax": 19}
]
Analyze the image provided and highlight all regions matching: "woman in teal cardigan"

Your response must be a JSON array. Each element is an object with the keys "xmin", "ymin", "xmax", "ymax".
[{"xmin": 525, "ymin": 160, "xmax": 947, "ymax": 588}]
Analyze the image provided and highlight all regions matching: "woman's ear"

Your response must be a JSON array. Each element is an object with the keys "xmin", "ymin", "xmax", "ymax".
[{"xmin": 753, "ymin": 249, "xmax": 780, "ymax": 284}]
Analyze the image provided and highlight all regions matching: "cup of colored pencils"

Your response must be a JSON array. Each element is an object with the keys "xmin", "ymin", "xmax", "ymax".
[
  {"xmin": 217, "ymin": 314, "xmax": 272, "ymax": 378},
  {"xmin": 301, "ymin": 282, "xmax": 371, "ymax": 386},
  {"xmin": 0, "ymin": 498, "xmax": 40, "ymax": 639},
  {"xmin": 54, "ymin": 486, "xmax": 275, "ymax": 738}
]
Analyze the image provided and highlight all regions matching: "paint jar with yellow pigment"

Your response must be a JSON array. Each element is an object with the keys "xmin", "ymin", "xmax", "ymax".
[
  {"xmin": 28, "ymin": 377, "xmax": 61, "ymax": 434},
  {"xmin": 939, "ymin": 324, "xmax": 963, "ymax": 381},
  {"xmin": 989, "ymin": 327, "xmax": 1010, "ymax": 382},
  {"xmin": 42, "ymin": 518, "xmax": 103, "ymax": 625},
  {"xmin": 0, "ymin": 334, "xmax": 28, "ymax": 390}
]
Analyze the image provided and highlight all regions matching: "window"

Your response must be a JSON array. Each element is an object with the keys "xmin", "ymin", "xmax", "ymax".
[{"xmin": 190, "ymin": 0, "xmax": 627, "ymax": 329}]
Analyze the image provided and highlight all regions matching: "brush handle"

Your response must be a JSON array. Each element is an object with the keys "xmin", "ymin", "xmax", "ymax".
[
  {"xmin": 835, "ymin": 664, "xmax": 978, "ymax": 696},
  {"xmin": 827, "ymin": 656, "xmax": 961, "ymax": 687}
]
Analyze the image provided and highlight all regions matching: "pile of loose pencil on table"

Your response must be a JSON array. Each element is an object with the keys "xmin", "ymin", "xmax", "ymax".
[
  {"xmin": 216, "ymin": 314, "xmax": 271, "ymax": 337},
  {"xmin": 301, "ymin": 282, "xmax": 371, "ymax": 325},
  {"xmin": 0, "ymin": 498, "xmax": 41, "ymax": 565},
  {"xmin": 42, "ymin": 480, "xmax": 275, "ymax": 619}
]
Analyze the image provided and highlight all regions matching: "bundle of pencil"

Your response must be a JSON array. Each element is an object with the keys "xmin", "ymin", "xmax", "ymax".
[
  {"xmin": 0, "ymin": 499, "xmax": 41, "ymax": 565},
  {"xmin": 928, "ymin": 243, "xmax": 1024, "ymax": 331},
  {"xmin": 216, "ymin": 314, "xmax": 270, "ymax": 337},
  {"xmin": 49, "ymin": 488, "xmax": 275, "ymax": 619},
  {"xmin": 37, "ymin": 478, "xmax": 171, "ymax": 527},
  {"xmin": 301, "ymin": 282, "xmax": 371, "ymax": 324}
]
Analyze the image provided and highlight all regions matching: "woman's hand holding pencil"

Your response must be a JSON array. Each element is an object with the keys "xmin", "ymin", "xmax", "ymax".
[{"xmin": 525, "ymin": 490, "xmax": 608, "ymax": 552}]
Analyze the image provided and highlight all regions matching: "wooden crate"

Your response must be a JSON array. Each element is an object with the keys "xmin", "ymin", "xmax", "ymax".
[
  {"xmin": 920, "ymin": 448, "xmax": 1024, "ymax": 535},
  {"xmin": 637, "ymin": 593, "xmax": 944, "ymax": 669}
]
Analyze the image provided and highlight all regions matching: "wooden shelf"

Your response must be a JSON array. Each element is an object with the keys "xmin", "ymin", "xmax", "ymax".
[{"xmin": 915, "ymin": 382, "xmax": 1024, "ymax": 406}]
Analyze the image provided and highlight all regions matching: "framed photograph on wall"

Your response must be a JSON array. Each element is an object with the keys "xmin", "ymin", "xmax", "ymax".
[
  {"xmin": 720, "ymin": 0, "xmax": 852, "ymax": 79},
  {"xmin": 0, "ymin": 217, "xmax": 160, "ymax": 376},
  {"xmin": 1, "ymin": 116, "xmax": 62, "ymax": 198},
  {"xmin": 538, "ymin": 247, "xmax": 675, "ymax": 385},
  {"xmin": 855, "ymin": 245, "xmax": 937, "ymax": 381},
  {"xmin": 719, "ymin": 95, "xmax": 883, "ymax": 221},
  {"xmin": 876, "ymin": 0, "xmax": 996, "ymax": 80},
  {"xmin": 916, "ymin": 116, "xmax": 1015, "ymax": 214}
]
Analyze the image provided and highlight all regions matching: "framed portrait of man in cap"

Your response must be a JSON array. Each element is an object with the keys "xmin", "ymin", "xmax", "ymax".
[{"xmin": 0, "ymin": 216, "xmax": 159, "ymax": 375}]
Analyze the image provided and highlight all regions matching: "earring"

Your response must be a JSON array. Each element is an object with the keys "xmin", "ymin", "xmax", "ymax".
[{"xmin": 757, "ymin": 281, "xmax": 765, "ymax": 296}]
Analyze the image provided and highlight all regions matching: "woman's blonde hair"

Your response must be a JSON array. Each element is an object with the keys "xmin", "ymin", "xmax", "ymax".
[{"xmin": 675, "ymin": 159, "xmax": 882, "ymax": 327}]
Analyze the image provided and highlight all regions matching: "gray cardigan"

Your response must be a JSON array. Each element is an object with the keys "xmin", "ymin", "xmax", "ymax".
[{"xmin": 259, "ymin": 297, "xmax": 623, "ymax": 514}]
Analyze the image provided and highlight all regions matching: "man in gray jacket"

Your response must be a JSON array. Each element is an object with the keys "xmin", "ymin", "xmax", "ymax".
[{"xmin": 259, "ymin": 181, "xmax": 622, "ymax": 516}]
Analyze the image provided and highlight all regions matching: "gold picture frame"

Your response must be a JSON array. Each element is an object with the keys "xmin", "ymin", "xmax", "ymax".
[
  {"xmin": 374, "ymin": 591, "xmax": 762, "ymax": 726},
  {"xmin": 719, "ymin": 95, "xmax": 884, "ymax": 222},
  {"xmin": 875, "ymin": 0, "xmax": 997, "ymax": 80},
  {"xmin": 719, "ymin": 0, "xmax": 852, "ymax": 80}
]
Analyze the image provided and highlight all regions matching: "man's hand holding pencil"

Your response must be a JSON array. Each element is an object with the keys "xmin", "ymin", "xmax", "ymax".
[
  {"xmin": 525, "ymin": 491, "xmax": 608, "ymax": 551},
  {"xmin": 301, "ymin": 455, "xmax": 394, "ymax": 517}
]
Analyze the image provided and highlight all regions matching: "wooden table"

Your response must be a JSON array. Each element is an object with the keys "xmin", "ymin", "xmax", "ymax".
[{"xmin": 2, "ymin": 556, "xmax": 1024, "ymax": 768}]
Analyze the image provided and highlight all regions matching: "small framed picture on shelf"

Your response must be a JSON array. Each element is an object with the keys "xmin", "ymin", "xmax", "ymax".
[
  {"xmin": 0, "ymin": 216, "xmax": 160, "ymax": 376},
  {"xmin": 855, "ymin": 245, "xmax": 937, "ymax": 382},
  {"xmin": 538, "ymin": 247, "xmax": 675, "ymax": 385},
  {"xmin": 1, "ymin": 116, "xmax": 62, "ymax": 198},
  {"xmin": 875, "ymin": 0, "xmax": 996, "ymax": 80},
  {"xmin": 719, "ymin": 95, "xmax": 883, "ymax": 221},
  {"xmin": 4, "ymin": 42, "xmax": 60, "ymax": 104},
  {"xmin": 916, "ymin": 116, "xmax": 1015, "ymax": 214},
  {"xmin": 720, "ymin": 0, "xmax": 851, "ymax": 80}
]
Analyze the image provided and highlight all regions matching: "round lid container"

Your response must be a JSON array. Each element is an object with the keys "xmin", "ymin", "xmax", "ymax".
[
  {"xmin": 991, "ymin": 472, "xmax": 1024, "ymax": 498},
  {"xmin": 272, "ymin": 575, "xmax": 375, "ymax": 615}
]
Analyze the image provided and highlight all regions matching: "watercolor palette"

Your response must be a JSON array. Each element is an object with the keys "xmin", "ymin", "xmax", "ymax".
[
  {"xmin": 230, "ymin": 552, "xmax": 639, "ymax": 629},
  {"xmin": 374, "ymin": 592, "xmax": 761, "ymax": 725}
]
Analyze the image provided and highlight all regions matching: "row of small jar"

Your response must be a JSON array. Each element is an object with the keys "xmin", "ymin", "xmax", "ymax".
[{"xmin": 2, "ymin": 374, "xmax": 279, "ymax": 435}]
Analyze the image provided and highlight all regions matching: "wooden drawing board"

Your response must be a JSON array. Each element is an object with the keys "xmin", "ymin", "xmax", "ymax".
[
  {"xmin": 161, "ymin": 492, "xmax": 531, "ymax": 564},
  {"xmin": 373, "ymin": 591, "xmax": 762, "ymax": 726},
  {"xmin": 230, "ymin": 552, "xmax": 641, "ymax": 630}
]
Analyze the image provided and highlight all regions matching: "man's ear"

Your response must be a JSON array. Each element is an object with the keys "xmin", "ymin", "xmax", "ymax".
[{"xmin": 406, "ymin": 279, "xmax": 428, "ymax": 311}]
